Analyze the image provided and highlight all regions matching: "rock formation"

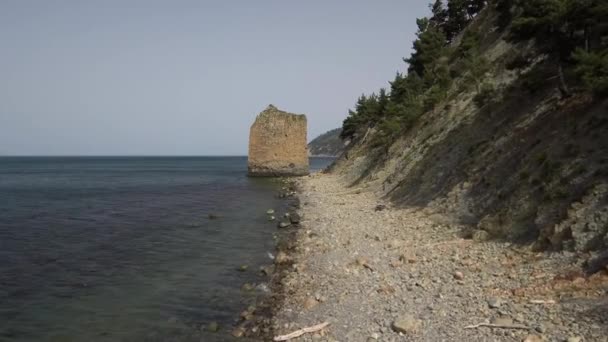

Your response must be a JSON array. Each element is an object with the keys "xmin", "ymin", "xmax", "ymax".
[{"xmin": 248, "ymin": 105, "xmax": 309, "ymax": 177}]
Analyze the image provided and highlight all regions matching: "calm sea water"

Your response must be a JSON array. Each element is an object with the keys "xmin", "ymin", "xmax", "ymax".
[{"xmin": 0, "ymin": 156, "xmax": 334, "ymax": 342}]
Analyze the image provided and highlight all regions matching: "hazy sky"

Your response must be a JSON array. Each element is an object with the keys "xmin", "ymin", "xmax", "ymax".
[{"xmin": 0, "ymin": 1, "xmax": 429, "ymax": 155}]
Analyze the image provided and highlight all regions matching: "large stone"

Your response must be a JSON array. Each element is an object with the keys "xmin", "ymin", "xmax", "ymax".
[
  {"xmin": 248, "ymin": 105, "xmax": 309, "ymax": 176},
  {"xmin": 392, "ymin": 315, "xmax": 420, "ymax": 334}
]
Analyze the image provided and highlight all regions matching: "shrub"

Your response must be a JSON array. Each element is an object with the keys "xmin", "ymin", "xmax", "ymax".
[{"xmin": 473, "ymin": 83, "xmax": 498, "ymax": 108}]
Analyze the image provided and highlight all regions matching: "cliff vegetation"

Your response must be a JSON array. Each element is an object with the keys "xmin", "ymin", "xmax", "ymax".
[{"xmin": 335, "ymin": 0, "xmax": 608, "ymax": 256}]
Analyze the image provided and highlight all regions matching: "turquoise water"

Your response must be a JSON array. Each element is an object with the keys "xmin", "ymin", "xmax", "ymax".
[{"xmin": 0, "ymin": 156, "xmax": 334, "ymax": 342}]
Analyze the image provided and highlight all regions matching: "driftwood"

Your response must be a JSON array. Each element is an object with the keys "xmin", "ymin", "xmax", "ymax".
[
  {"xmin": 274, "ymin": 322, "xmax": 330, "ymax": 341},
  {"xmin": 464, "ymin": 323, "xmax": 530, "ymax": 330},
  {"xmin": 529, "ymin": 299, "xmax": 556, "ymax": 304}
]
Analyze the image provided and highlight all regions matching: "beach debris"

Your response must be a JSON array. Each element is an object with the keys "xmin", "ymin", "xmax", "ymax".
[
  {"xmin": 464, "ymin": 322, "xmax": 530, "ymax": 330},
  {"xmin": 267, "ymin": 252, "xmax": 275, "ymax": 260},
  {"xmin": 273, "ymin": 322, "xmax": 330, "ymax": 341},
  {"xmin": 528, "ymin": 299, "xmax": 556, "ymax": 305},
  {"xmin": 356, "ymin": 257, "xmax": 374, "ymax": 271}
]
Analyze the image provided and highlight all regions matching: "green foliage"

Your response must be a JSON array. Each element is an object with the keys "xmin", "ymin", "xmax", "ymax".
[
  {"xmin": 572, "ymin": 48, "xmax": 608, "ymax": 96},
  {"xmin": 495, "ymin": 0, "xmax": 514, "ymax": 29},
  {"xmin": 406, "ymin": 18, "xmax": 448, "ymax": 77},
  {"xmin": 341, "ymin": 0, "xmax": 491, "ymax": 145},
  {"xmin": 444, "ymin": 0, "xmax": 470, "ymax": 42}
]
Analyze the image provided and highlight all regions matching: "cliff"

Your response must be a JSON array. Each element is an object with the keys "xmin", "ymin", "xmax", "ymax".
[
  {"xmin": 308, "ymin": 128, "xmax": 344, "ymax": 157},
  {"xmin": 332, "ymin": 3, "xmax": 608, "ymax": 256},
  {"xmin": 248, "ymin": 105, "xmax": 309, "ymax": 177}
]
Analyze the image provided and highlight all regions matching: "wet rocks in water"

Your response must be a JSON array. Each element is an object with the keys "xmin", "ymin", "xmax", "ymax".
[
  {"xmin": 232, "ymin": 325, "xmax": 246, "ymax": 338},
  {"xmin": 275, "ymin": 251, "xmax": 291, "ymax": 264},
  {"xmin": 266, "ymin": 209, "xmax": 275, "ymax": 215},
  {"xmin": 260, "ymin": 265, "xmax": 274, "ymax": 276},
  {"xmin": 289, "ymin": 212, "xmax": 301, "ymax": 224},
  {"xmin": 206, "ymin": 322, "xmax": 220, "ymax": 333},
  {"xmin": 237, "ymin": 265, "xmax": 248, "ymax": 272},
  {"xmin": 268, "ymin": 215, "xmax": 276, "ymax": 221},
  {"xmin": 392, "ymin": 315, "xmax": 421, "ymax": 334},
  {"xmin": 278, "ymin": 221, "xmax": 291, "ymax": 229},
  {"xmin": 241, "ymin": 283, "xmax": 255, "ymax": 292},
  {"xmin": 208, "ymin": 213, "xmax": 220, "ymax": 220}
]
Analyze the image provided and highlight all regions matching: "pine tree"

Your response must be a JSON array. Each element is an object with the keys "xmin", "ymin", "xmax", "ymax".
[
  {"xmin": 430, "ymin": 0, "xmax": 448, "ymax": 29},
  {"xmin": 572, "ymin": 48, "xmax": 608, "ymax": 96},
  {"xmin": 445, "ymin": 0, "xmax": 470, "ymax": 42},
  {"xmin": 466, "ymin": 0, "xmax": 486, "ymax": 18},
  {"xmin": 406, "ymin": 18, "xmax": 448, "ymax": 77}
]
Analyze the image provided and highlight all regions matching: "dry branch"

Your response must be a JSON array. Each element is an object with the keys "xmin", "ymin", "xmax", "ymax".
[
  {"xmin": 529, "ymin": 299, "xmax": 556, "ymax": 304},
  {"xmin": 464, "ymin": 323, "xmax": 530, "ymax": 330},
  {"xmin": 274, "ymin": 322, "xmax": 330, "ymax": 341}
]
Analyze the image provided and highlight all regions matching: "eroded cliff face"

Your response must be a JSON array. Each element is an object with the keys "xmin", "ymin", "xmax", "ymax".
[
  {"xmin": 248, "ymin": 105, "xmax": 309, "ymax": 177},
  {"xmin": 331, "ymin": 8, "xmax": 608, "ymax": 254}
]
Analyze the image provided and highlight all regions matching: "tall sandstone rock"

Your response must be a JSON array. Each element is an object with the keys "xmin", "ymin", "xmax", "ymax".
[{"xmin": 248, "ymin": 105, "xmax": 309, "ymax": 177}]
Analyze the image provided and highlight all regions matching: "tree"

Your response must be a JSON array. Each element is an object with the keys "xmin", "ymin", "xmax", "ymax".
[
  {"xmin": 406, "ymin": 18, "xmax": 448, "ymax": 77},
  {"xmin": 466, "ymin": 0, "xmax": 487, "ymax": 18},
  {"xmin": 430, "ymin": 0, "xmax": 448, "ymax": 29},
  {"xmin": 445, "ymin": 0, "xmax": 470, "ymax": 41},
  {"xmin": 572, "ymin": 48, "xmax": 608, "ymax": 96}
]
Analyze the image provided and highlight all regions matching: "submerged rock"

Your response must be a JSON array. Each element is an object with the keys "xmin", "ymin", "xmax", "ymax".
[
  {"xmin": 206, "ymin": 322, "xmax": 220, "ymax": 333},
  {"xmin": 278, "ymin": 221, "xmax": 291, "ymax": 229}
]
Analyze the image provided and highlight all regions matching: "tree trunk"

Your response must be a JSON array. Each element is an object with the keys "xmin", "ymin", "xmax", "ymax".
[{"xmin": 557, "ymin": 63, "xmax": 571, "ymax": 98}]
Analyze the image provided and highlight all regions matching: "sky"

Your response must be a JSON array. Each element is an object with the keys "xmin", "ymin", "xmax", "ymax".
[{"xmin": 0, "ymin": 1, "xmax": 430, "ymax": 156}]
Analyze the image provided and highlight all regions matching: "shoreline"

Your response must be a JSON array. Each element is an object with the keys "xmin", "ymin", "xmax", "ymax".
[{"xmin": 267, "ymin": 172, "xmax": 608, "ymax": 341}]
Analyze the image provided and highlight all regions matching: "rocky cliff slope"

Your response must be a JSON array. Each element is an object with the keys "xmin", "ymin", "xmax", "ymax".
[
  {"xmin": 334, "ymin": 2, "xmax": 608, "ymax": 262},
  {"xmin": 308, "ymin": 128, "xmax": 344, "ymax": 157}
]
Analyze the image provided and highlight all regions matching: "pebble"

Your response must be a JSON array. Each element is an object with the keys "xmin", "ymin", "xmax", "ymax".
[
  {"xmin": 487, "ymin": 297, "xmax": 502, "ymax": 309},
  {"xmin": 304, "ymin": 297, "xmax": 319, "ymax": 310},
  {"xmin": 453, "ymin": 271, "xmax": 464, "ymax": 280}
]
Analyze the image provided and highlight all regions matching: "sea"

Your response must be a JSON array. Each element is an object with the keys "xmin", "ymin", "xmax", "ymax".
[{"xmin": 0, "ymin": 156, "xmax": 335, "ymax": 342}]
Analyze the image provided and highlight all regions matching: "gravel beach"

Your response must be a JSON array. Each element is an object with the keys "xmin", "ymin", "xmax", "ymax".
[{"xmin": 270, "ymin": 173, "xmax": 608, "ymax": 342}]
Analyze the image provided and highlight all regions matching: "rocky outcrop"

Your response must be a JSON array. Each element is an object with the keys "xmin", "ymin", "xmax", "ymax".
[{"xmin": 248, "ymin": 105, "xmax": 309, "ymax": 177}]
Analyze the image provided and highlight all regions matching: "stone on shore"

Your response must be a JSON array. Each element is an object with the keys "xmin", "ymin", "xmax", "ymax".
[{"xmin": 392, "ymin": 315, "xmax": 421, "ymax": 334}]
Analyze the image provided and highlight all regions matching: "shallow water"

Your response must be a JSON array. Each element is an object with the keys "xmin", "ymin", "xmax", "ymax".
[{"xmin": 0, "ymin": 156, "xmax": 334, "ymax": 342}]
